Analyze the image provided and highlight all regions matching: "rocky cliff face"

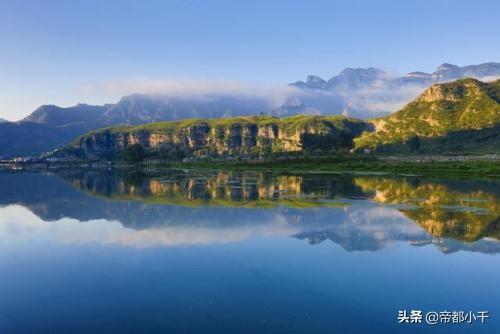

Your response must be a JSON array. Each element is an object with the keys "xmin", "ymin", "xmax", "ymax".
[{"xmin": 56, "ymin": 115, "xmax": 370, "ymax": 159}]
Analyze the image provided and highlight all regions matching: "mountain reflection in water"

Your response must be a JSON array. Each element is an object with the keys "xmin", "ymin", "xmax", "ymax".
[{"xmin": 0, "ymin": 169, "xmax": 498, "ymax": 253}]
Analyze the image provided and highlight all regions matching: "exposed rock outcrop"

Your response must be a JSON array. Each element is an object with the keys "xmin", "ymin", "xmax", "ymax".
[{"xmin": 56, "ymin": 115, "xmax": 370, "ymax": 160}]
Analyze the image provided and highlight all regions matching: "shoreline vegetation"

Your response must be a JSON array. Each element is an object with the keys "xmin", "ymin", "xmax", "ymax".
[
  {"xmin": 168, "ymin": 157, "xmax": 500, "ymax": 178},
  {"xmin": 3, "ymin": 155, "xmax": 500, "ymax": 178}
]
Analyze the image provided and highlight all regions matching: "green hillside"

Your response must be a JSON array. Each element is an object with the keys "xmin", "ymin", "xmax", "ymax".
[
  {"xmin": 355, "ymin": 78, "xmax": 500, "ymax": 153},
  {"xmin": 83, "ymin": 114, "xmax": 367, "ymax": 136}
]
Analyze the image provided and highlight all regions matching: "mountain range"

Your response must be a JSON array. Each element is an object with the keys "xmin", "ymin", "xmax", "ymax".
[
  {"xmin": 291, "ymin": 62, "xmax": 500, "ymax": 89},
  {"xmin": 55, "ymin": 78, "xmax": 500, "ymax": 160},
  {"xmin": 1, "ymin": 62, "xmax": 499, "ymax": 158}
]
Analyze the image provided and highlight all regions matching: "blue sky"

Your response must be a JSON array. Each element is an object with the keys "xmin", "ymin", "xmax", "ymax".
[{"xmin": 1, "ymin": 0, "xmax": 499, "ymax": 120}]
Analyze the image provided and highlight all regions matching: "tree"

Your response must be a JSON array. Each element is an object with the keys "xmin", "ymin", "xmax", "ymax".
[
  {"xmin": 172, "ymin": 145, "xmax": 186, "ymax": 161},
  {"xmin": 158, "ymin": 147, "xmax": 170, "ymax": 159},
  {"xmin": 261, "ymin": 145, "xmax": 273, "ymax": 158},
  {"xmin": 122, "ymin": 144, "xmax": 145, "ymax": 162},
  {"xmin": 301, "ymin": 133, "xmax": 348, "ymax": 152},
  {"xmin": 407, "ymin": 135, "xmax": 421, "ymax": 153}
]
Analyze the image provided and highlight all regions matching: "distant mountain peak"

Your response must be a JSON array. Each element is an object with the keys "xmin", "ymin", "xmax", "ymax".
[
  {"xmin": 339, "ymin": 67, "xmax": 354, "ymax": 74},
  {"xmin": 289, "ymin": 75, "xmax": 326, "ymax": 89},
  {"xmin": 405, "ymin": 71, "xmax": 431, "ymax": 78},
  {"xmin": 431, "ymin": 62, "xmax": 500, "ymax": 82},
  {"xmin": 436, "ymin": 63, "xmax": 459, "ymax": 71},
  {"xmin": 324, "ymin": 67, "xmax": 386, "ymax": 90},
  {"xmin": 305, "ymin": 75, "xmax": 326, "ymax": 88},
  {"xmin": 33, "ymin": 104, "xmax": 61, "ymax": 112},
  {"xmin": 306, "ymin": 75, "xmax": 325, "ymax": 84},
  {"xmin": 339, "ymin": 66, "xmax": 382, "ymax": 74}
]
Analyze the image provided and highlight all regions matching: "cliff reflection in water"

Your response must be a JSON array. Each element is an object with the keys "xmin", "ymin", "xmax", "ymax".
[
  {"xmin": 63, "ymin": 170, "xmax": 361, "ymax": 208},
  {"xmin": 0, "ymin": 169, "xmax": 498, "ymax": 253}
]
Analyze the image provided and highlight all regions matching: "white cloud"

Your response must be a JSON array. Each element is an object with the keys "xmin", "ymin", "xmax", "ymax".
[
  {"xmin": 84, "ymin": 77, "xmax": 300, "ymax": 108},
  {"xmin": 477, "ymin": 75, "xmax": 500, "ymax": 82},
  {"xmin": 285, "ymin": 79, "xmax": 427, "ymax": 118},
  {"xmin": 0, "ymin": 205, "xmax": 301, "ymax": 248},
  {"xmin": 341, "ymin": 83, "xmax": 426, "ymax": 117}
]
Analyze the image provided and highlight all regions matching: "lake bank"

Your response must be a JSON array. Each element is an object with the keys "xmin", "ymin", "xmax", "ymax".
[
  {"xmin": 171, "ymin": 158, "xmax": 500, "ymax": 178},
  {"xmin": 3, "ymin": 155, "xmax": 500, "ymax": 178}
]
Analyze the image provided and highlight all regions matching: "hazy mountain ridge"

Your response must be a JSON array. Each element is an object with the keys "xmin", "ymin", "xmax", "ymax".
[
  {"xmin": 291, "ymin": 62, "xmax": 500, "ymax": 90},
  {"xmin": 100, "ymin": 93, "xmax": 271, "ymax": 125},
  {"xmin": 291, "ymin": 67, "xmax": 388, "ymax": 90},
  {"xmin": 0, "ymin": 121, "xmax": 78, "ymax": 158},
  {"xmin": 23, "ymin": 103, "xmax": 109, "ymax": 128},
  {"xmin": 1, "ymin": 94, "xmax": 272, "ymax": 158}
]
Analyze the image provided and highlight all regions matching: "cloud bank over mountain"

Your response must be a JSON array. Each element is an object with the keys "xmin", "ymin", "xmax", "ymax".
[
  {"xmin": 88, "ymin": 78, "xmax": 299, "ymax": 109},
  {"xmin": 286, "ymin": 62, "xmax": 500, "ymax": 118},
  {"xmin": 88, "ymin": 76, "xmax": 424, "ymax": 119},
  {"xmin": 85, "ymin": 62, "xmax": 500, "ymax": 120}
]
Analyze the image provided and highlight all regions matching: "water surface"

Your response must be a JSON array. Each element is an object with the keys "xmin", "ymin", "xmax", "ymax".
[{"xmin": 0, "ymin": 169, "xmax": 499, "ymax": 333}]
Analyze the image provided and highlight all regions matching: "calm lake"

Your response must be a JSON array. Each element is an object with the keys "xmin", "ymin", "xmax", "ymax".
[{"xmin": 0, "ymin": 169, "xmax": 499, "ymax": 333}]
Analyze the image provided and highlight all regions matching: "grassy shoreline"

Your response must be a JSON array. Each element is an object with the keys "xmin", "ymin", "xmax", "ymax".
[
  {"xmin": 4, "ymin": 156, "xmax": 500, "ymax": 178},
  {"xmin": 158, "ymin": 157, "xmax": 500, "ymax": 178}
]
